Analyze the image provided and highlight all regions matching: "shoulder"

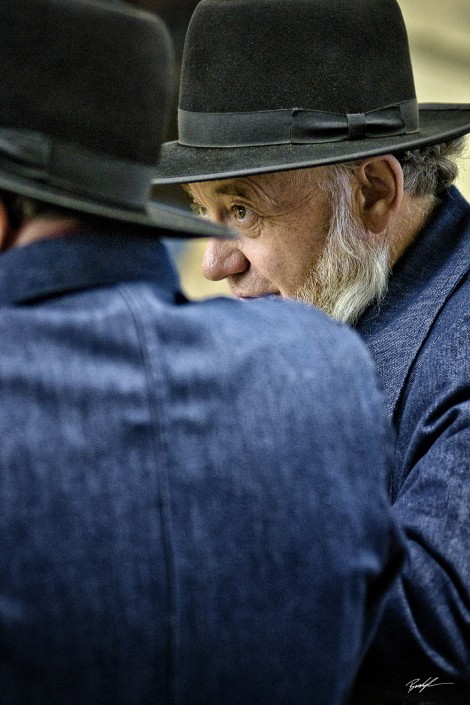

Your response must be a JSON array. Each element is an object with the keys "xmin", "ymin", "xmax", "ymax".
[
  {"xmin": 193, "ymin": 294, "xmax": 372, "ymax": 357},
  {"xmin": 180, "ymin": 294, "xmax": 376, "ymax": 373},
  {"xmin": 120, "ymin": 286, "xmax": 385, "ymax": 425},
  {"xmin": 156, "ymin": 294, "xmax": 386, "ymax": 427}
]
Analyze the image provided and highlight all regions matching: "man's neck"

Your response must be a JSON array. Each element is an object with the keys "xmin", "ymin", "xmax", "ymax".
[{"xmin": 388, "ymin": 194, "xmax": 437, "ymax": 268}]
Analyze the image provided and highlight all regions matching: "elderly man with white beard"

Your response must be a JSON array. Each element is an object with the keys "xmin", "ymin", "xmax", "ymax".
[
  {"xmin": 186, "ymin": 146, "xmax": 463, "ymax": 324},
  {"xmin": 153, "ymin": 0, "xmax": 470, "ymax": 703}
]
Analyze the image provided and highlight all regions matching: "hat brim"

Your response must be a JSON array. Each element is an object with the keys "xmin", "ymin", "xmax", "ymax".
[
  {"xmin": 0, "ymin": 165, "xmax": 232, "ymax": 239},
  {"xmin": 152, "ymin": 106, "xmax": 470, "ymax": 185}
]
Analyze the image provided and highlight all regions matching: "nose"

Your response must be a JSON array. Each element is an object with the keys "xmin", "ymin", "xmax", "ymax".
[{"xmin": 201, "ymin": 238, "xmax": 249, "ymax": 281}]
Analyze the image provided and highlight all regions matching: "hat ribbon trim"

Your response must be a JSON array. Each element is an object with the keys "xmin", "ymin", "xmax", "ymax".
[
  {"xmin": 178, "ymin": 100, "xmax": 419, "ymax": 148},
  {"xmin": 0, "ymin": 127, "xmax": 155, "ymax": 209}
]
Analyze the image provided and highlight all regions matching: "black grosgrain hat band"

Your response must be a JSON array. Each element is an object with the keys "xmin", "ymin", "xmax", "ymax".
[
  {"xmin": 0, "ymin": 127, "xmax": 155, "ymax": 209},
  {"xmin": 178, "ymin": 99, "xmax": 420, "ymax": 148}
]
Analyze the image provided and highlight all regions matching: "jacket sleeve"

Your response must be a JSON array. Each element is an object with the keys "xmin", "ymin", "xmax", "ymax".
[{"xmin": 352, "ymin": 312, "xmax": 470, "ymax": 705}]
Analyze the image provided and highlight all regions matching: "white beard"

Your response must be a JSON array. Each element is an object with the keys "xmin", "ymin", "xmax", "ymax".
[{"xmin": 295, "ymin": 168, "xmax": 390, "ymax": 325}]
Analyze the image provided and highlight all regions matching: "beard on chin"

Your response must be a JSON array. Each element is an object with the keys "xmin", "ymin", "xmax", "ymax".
[{"xmin": 294, "ymin": 168, "xmax": 391, "ymax": 325}]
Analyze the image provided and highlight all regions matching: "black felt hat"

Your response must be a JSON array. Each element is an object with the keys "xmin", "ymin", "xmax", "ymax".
[
  {"xmin": 152, "ymin": 0, "xmax": 470, "ymax": 185},
  {"xmin": 0, "ymin": 0, "xmax": 228, "ymax": 238}
]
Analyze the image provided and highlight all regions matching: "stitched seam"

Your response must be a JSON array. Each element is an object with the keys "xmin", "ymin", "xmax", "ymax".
[{"xmin": 118, "ymin": 284, "xmax": 177, "ymax": 705}]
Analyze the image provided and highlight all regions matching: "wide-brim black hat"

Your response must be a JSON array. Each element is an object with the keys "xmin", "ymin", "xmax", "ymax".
[
  {"xmin": 0, "ymin": 0, "xmax": 229, "ymax": 238},
  {"xmin": 152, "ymin": 0, "xmax": 470, "ymax": 185}
]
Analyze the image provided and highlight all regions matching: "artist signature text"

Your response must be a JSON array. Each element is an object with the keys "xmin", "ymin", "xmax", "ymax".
[{"xmin": 406, "ymin": 677, "xmax": 454, "ymax": 694}]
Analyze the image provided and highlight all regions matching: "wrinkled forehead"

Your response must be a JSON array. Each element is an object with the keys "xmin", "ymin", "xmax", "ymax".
[
  {"xmin": 185, "ymin": 179, "xmax": 252, "ymax": 201},
  {"xmin": 186, "ymin": 167, "xmax": 326, "ymax": 203}
]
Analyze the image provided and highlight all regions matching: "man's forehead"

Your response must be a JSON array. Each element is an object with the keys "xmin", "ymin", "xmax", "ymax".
[
  {"xmin": 188, "ymin": 168, "xmax": 319, "ymax": 200},
  {"xmin": 188, "ymin": 178, "xmax": 256, "ymax": 200}
]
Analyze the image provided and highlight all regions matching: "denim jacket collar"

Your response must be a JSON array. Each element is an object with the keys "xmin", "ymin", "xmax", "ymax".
[
  {"xmin": 356, "ymin": 186, "xmax": 470, "ymax": 419},
  {"xmin": 0, "ymin": 230, "xmax": 180, "ymax": 306}
]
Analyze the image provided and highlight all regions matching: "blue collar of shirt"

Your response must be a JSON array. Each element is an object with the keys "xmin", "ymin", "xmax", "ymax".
[
  {"xmin": 356, "ymin": 186, "xmax": 470, "ymax": 418},
  {"xmin": 0, "ymin": 229, "xmax": 181, "ymax": 306}
]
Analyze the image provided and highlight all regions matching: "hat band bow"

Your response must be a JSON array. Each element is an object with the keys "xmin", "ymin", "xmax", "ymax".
[{"xmin": 178, "ymin": 99, "xmax": 419, "ymax": 148}]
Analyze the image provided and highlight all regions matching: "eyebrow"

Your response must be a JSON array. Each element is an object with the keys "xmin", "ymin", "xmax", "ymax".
[
  {"xmin": 184, "ymin": 181, "xmax": 251, "ymax": 201},
  {"xmin": 213, "ymin": 183, "xmax": 251, "ymax": 199}
]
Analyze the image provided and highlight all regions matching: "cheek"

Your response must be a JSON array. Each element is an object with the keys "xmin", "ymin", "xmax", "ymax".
[
  {"xmin": 238, "ymin": 206, "xmax": 331, "ymax": 296},
  {"xmin": 244, "ymin": 243, "xmax": 310, "ymax": 297},
  {"xmin": 270, "ymin": 232, "xmax": 326, "ymax": 296}
]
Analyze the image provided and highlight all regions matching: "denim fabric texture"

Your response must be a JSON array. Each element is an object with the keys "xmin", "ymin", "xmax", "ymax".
[
  {"xmin": 0, "ymin": 230, "xmax": 403, "ymax": 705},
  {"xmin": 354, "ymin": 187, "xmax": 470, "ymax": 705}
]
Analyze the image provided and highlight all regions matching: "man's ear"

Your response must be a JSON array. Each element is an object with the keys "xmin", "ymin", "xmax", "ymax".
[
  {"xmin": 0, "ymin": 199, "xmax": 11, "ymax": 251},
  {"xmin": 352, "ymin": 155, "xmax": 404, "ymax": 234}
]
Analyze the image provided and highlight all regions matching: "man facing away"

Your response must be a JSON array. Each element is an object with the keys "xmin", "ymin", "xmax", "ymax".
[
  {"xmin": 152, "ymin": 0, "xmax": 470, "ymax": 702},
  {"xmin": 0, "ymin": 1, "xmax": 403, "ymax": 704}
]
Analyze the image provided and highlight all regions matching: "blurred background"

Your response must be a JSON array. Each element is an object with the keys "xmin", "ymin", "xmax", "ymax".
[{"xmin": 138, "ymin": 0, "xmax": 470, "ymax": 299}]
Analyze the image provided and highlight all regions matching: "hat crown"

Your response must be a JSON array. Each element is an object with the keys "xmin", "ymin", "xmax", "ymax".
[
  {"xmin": 180, "ymin": 0, "xmax": 416, "ymax": 116},
  {"xmin": 1, "ymin": 0, "xmax": 175, "ymax": 166}
]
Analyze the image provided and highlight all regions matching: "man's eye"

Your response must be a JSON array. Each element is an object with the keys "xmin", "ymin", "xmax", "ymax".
[
  {"xmin": 231, "ymin": 205, "xmax": 249, "ymax": 222},
  {"xmin": 191, "ymin": 202, "xmax": 208, "ymax": 218}
]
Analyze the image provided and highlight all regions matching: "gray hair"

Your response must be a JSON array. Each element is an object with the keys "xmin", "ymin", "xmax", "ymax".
[
  {"xmin": 396, "ymin": 137, "xmax": 467, "ymax": 197},
  {"xmin": 336, "ymin": 137, "xmax": 467, "ymax": 197}
]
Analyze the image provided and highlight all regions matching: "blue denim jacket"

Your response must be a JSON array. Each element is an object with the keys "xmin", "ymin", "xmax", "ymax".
[
  {"xmin": 0, "ymin": 231, "xmax": 403, "ymax": 705},
  {"xmin": 354, "ymin": 187, "xmax": 470, "ymax": 704}
]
